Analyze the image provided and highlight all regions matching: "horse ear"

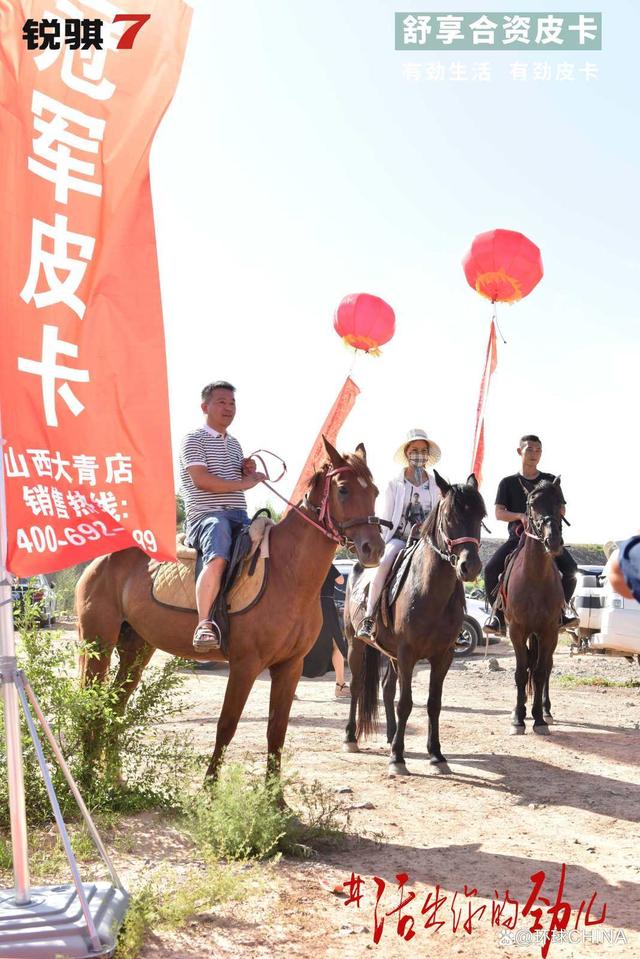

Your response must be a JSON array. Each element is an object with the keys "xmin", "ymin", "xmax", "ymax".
[
  {"xmin": 467, "ymin": 473, "xmax": 478, "ymax": 490},
  {"xmin": 322, "ymin": 435, "xmax": 344, "ymax": 469},
  {"xmin": 433, "ymin": 469, "xmax": 451, "ymax": 495},
  {"xmin": 553, "ymin": 474, "xmax": 562, "ymax": 486},
  {"xmin": 355, "ymin": 443, "xmax": 367, "ymax": 463}
]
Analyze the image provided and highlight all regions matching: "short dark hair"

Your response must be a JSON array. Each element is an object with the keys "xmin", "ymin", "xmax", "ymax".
[
  {"xmin": 519, "ymin": 434, "xmax": 541, "ymax": 446},
  {"xmin": 201, "ymin": 381, "xmax": 236, "ymax": 402}
]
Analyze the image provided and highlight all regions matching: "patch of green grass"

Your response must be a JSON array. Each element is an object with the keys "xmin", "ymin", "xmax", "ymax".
[
  {"xmin": 0, "ymin": 599, "xmax": 199, "ymax": 829},
  {"xmin": 0, "ymin": 836, "xmax": 12, "ymax": 871},
  {"xmin": 113, "ymin": 883, "xmax": 157, "ymax": 959},
  {"xmin": 114, "ymin": 861, "xmax": 255, "ymax": 959},
  {"xmin": 556, "ymin": 674, "xmax": 640, "ymax": 688},
  {"xmin": 0, "ymin": 826, "xmax": 104, "ymax": 885},
  {"xmin": 70, "ymin": 825, "xmax": 98, "ymax": 862},
  {"xmin": 28, "ymin": 835, "xmax": 68, "ymax": 882},
  {"xmin": 188, "ymin": 763, "xmax": 351, "ymax": 862}
]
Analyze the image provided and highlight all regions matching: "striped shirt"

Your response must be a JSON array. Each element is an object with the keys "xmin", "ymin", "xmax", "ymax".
[{"xmin": 179, "ymin": 425, "xmax": 247, "ymax": 524}]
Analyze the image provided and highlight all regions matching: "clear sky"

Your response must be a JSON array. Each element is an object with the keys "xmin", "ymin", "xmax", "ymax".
[{"xmin": 150, "ymin": 0, "xmax": 638, "ymax": 544}]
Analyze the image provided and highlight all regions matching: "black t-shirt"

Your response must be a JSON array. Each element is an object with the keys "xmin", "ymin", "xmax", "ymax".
[{"xmin": 495, "ymin": 472, "xmax": 565, "ymax": 537}]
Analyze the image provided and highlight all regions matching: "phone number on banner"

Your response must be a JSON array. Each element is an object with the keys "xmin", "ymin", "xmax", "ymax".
[{"xmin": 16, "ymin": 523, "xmax": 158, "ymax": 555}]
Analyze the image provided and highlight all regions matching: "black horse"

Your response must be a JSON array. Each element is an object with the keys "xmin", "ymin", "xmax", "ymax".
[{"xmin": 343, "ymin": 472, "xmax": 486, "ymax": 775}]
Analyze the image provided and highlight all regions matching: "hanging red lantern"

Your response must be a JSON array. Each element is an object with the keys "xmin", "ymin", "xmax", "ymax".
[
  {"xmin": 462, "ymin": 229, "xmax": 543, "ymax": 304},
  {"xmin": 334, "ymin": 293, "xmax": 395, "ymax": 356}
]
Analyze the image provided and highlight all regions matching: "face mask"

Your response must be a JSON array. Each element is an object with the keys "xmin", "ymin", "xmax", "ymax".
[{"xmin": 407, "ymin": 451, "xmax": 428, "ymax": 468}]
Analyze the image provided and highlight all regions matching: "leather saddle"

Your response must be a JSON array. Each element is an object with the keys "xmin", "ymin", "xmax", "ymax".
[{"xmin": 149, "ymin": 510, "xmax": 273, "ymax": 656}]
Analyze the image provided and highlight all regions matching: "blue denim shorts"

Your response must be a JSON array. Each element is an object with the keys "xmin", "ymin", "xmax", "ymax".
[{"xmin": 187, "ymin": 509, "xmax": 249, "ymax": 564}]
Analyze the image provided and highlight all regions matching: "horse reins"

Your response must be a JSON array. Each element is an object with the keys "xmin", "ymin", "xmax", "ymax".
[
  {"xmin": 425, "ymin": 499, "xmax": 481, "ymax": 568},
  {"xmin": 248, "ymin": 450, "xmax": 392, "ymax": 547}
]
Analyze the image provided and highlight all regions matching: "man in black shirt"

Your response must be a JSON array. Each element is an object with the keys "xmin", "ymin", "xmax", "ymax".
[{"xmin": 484, "ymin": 434, "xmax": 579, "ymax": 635}]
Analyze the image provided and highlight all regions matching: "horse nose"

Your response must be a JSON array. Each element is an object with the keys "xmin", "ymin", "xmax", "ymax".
[
  {"xmin": 360, "ymin": 537, "xmax": 383, "ymax": 567},
  {"xmin": 459, "ymin": 550, "xmax": 482, "ymax": 582}
]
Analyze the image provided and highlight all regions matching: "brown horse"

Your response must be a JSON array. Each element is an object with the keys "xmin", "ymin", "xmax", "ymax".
[
  {"xmin": 76, "ymin": 439, "xmax": 385, "ymax": 783},
  {"xmin": 343, "ymin": 473, "xmax": 485, "ymax": 775},
  {"xmin": 504, "ymin": 478, "xmax": 565, "ymax": 736}
]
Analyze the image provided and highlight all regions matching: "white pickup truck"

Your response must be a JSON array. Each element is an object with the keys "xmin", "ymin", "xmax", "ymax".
[{"xmin": 572, "ymin": 563, "xmax": 640, "ymax": 660}]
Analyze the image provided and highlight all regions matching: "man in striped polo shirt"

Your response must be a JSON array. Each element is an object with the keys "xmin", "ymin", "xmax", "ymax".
[{"xmin": 179, "ymin": 381, "xmax": 265, "ymax": 651}]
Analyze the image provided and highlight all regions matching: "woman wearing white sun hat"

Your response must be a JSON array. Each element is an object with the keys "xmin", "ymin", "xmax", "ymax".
[{"xmin": 357, "ymin": 428, "xmax": 442, "ymax": 640}]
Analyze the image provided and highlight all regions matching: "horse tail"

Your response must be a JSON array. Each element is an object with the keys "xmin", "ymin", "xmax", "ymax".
[
  {"xmin": 527, "ymin": 634, "xmax": 539, "ymax": 701},
  {"xmin": 356, "ymin": 644, "xmax": 380, "ymax": 740}
]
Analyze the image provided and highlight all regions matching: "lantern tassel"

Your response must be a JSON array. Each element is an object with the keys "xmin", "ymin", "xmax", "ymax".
[{"xmin": 492, "ymin": 302, "xmax": 507, "ymax": 344}]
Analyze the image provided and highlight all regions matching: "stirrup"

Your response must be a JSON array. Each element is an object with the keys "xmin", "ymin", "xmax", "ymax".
[
  {"xmin": 193, "ymin": 619, "xmax": 222, "ymax": 651},
  {"xmin": 560, "ymin": 609, "xmax": 580, "ymax": 631},
  {"xmin": 356, "ymin": 617, "xmax": 375, "ymax": 639},
  {"xmin": 483, "ymin": 614, "xmax": 505, "ymax": 637}
]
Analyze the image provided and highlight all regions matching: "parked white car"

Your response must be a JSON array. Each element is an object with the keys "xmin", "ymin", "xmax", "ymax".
[
  {"xmin": 572, "ymin": 563, "xmax": 640, "ymax": 659},
  {"xmin": 458, "ymin": 593, "xmax": 489, "ymax": 656},
  {"xmin": 11, "ymin": 574, "xmax": 57, "ymax": 627}
]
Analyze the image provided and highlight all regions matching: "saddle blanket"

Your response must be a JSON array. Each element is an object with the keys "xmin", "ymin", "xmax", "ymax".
[{"xmin": 149, "ymin": 518, "xmax": 272, "ymax": 614}]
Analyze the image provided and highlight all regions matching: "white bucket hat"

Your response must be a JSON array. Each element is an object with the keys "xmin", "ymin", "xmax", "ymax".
[{"xmin": 393, "ymin": 428, "xmax": 442, "ymax": 468}]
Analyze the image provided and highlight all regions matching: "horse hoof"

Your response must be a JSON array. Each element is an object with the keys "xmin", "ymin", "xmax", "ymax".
[
  {"xmin": 543, "ymin": 714, "xmax": 554, "ymax": 725},
  {"xmin": 429, "ymin": 754, "xmax": 447, "ymax": 765},
  {"xmin": 509, "ymin": 725, "xmax": 525, "ymax": 736},
  {"xmin": 343, "ymin": 741, "xmax": 360, "ymax": 753},
  {"xmin": 533, "ymin": 723, "xmax": 550, "ymax": 736},
  {"xmin": 388, "ymin": 763, "xmax": 410, "ymax": 777}
]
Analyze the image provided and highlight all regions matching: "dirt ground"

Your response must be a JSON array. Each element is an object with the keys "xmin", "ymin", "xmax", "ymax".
[
  {"xmin": 18, "ymin": 626, "xmax": 638, "ymax": 959},
  {"xmin": 80, "ymin": 631, "xmax": 637, "ymax": 959}
]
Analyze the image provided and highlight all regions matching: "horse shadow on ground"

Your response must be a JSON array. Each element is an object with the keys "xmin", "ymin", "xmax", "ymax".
[
  {"xmin": 441, "ymin": 706, "xmax": 640, "ymax": 768},
  {"xmin": 320, "ymin": 837, "xmax": 640, "ymax": 933},
  {"xmin": 391, "ymin": 750, "xmax": 640, "ymax": 824},
  {"xmin": 174, "ymin": 712, "xmax": 351, "ymax": 732},
  {"xmin": 543, "ymin": 726, "xmax": 640, "ymax": 768},
  {"xmin": 443, "ymin": 703, "xmax": 512, "ymax": 718}
]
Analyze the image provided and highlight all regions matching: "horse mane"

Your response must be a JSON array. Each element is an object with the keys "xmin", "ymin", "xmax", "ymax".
[
  {"xmin": 421, "ymin": 481, "xmax": 486, "ymax": 540},
  {"xmin": 529, "ymin": 479, "xmax": 563, "ymax": 504}
]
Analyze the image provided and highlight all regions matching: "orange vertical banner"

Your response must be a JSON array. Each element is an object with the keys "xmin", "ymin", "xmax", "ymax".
[
  {"xmin": 470, "ymin": 320, "xmax": 498, "ymax": 486},
  {"xmin": 0, "ymin": 1, "xmax": 192, "ymax": 574},
  {"xmin": 287, "ymin": 377, "xmax": 361, "ymax": 509}
]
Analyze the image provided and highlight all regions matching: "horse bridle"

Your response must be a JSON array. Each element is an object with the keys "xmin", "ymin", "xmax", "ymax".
[
  {"xmin": 254, "ymin": 454, "xmax": 392, "ymax": 547},
  {"xmin": 524, "ymin": 494, "xmax": 563, "ymax": 548},
  {"xmin": 305, "ymin": 466, "xmax": 392, "ymax": 546},
  {"xmin": 425, "ymin": 498, "xmax": 481, "ymax": 568}
]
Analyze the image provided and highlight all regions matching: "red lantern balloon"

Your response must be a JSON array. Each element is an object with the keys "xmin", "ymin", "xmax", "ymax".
[
  {"xmin": 334, "ymin": 293, "xmax": 395, "ymax": 356},
  {"xmin": 462, "ymin": 229, "xmax": 543, "ymax": 304}
]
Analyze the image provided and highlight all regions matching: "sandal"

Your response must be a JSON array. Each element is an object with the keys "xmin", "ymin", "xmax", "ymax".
[
  {"xmin": 193, "ymin": 620, "xmax": 222, "ymax": 652},
  {"xmin": 335, "ymin": 682, "xmax": 350, "ymax": 699}
]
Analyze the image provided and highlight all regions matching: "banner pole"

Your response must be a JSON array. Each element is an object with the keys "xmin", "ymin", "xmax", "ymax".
[{"xmin": 0, "ymin": 414, "xmax": 31, "ymax": 905}]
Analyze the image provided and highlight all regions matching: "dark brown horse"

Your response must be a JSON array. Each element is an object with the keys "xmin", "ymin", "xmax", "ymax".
[
  {"xmin": 504, "ymin": 478, "xmax": 565, "ymax": 736},
  {"xmin": 343, "ymin": 473, "xmax": 485, "ymax": 775},
  {"xmin": 76, "ymin": 439, "xmax": 385, "ymax": 783}
]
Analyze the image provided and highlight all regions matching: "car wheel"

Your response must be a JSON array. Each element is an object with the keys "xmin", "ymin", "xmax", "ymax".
[{"xmin": 454, "ymin": 616, "xmax": 480, "ymax": 657}]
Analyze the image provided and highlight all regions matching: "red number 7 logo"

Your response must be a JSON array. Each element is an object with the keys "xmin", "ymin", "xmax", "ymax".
[{"xmin": 113, "ymin": 13, "xmax": 151, "ymax": 50}]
